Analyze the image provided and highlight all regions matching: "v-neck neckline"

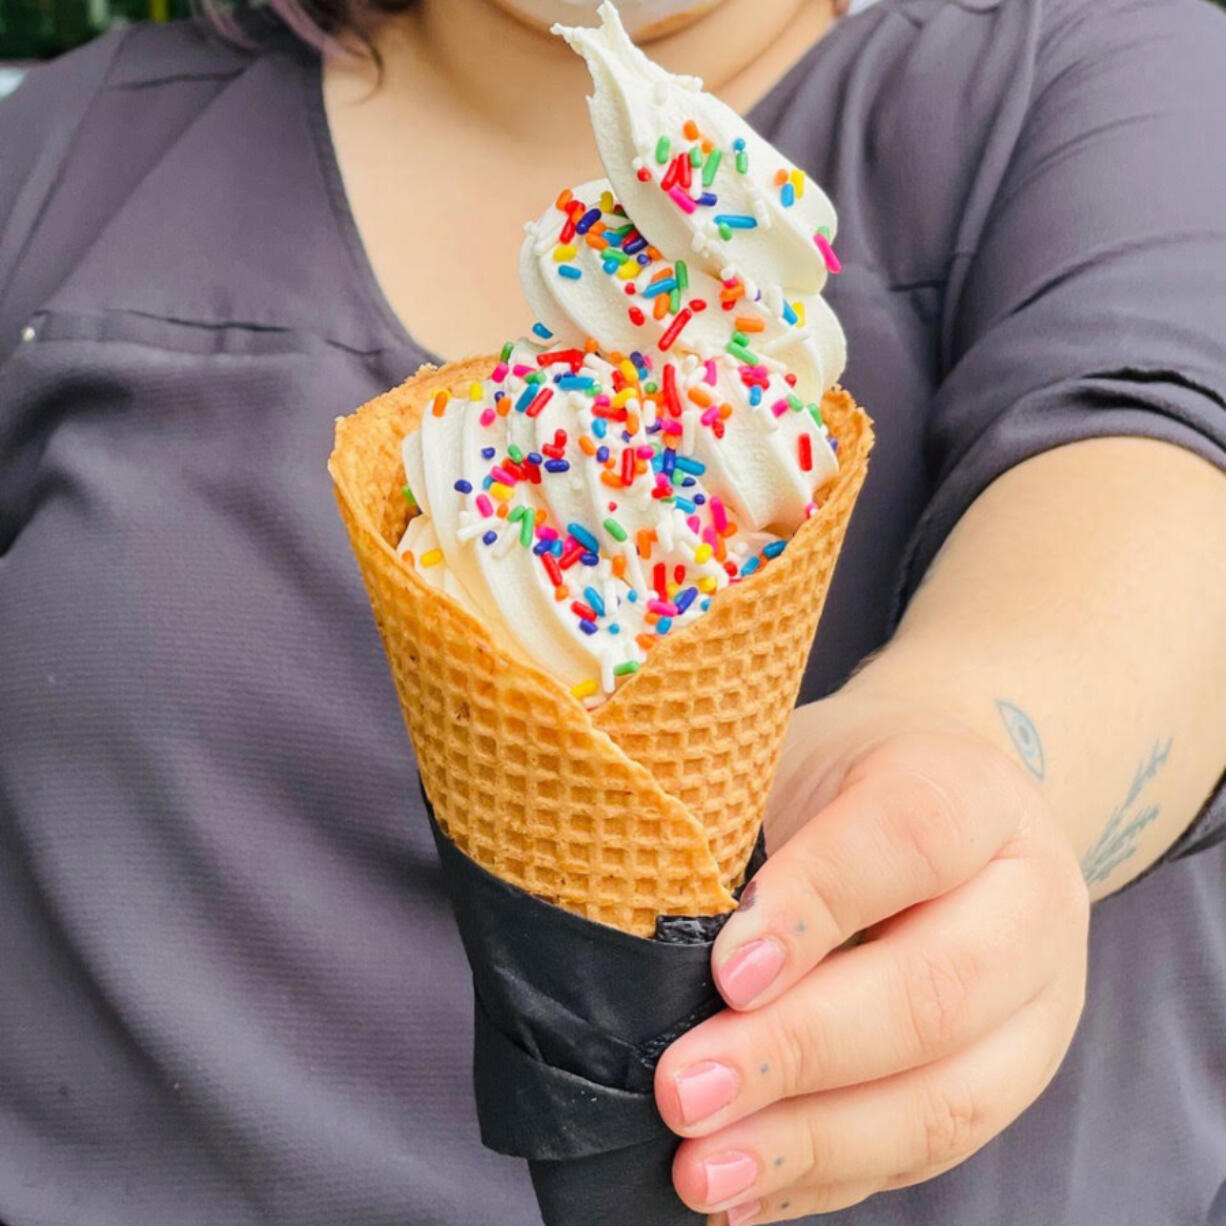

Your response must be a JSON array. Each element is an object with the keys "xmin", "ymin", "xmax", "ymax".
[{"xmin": 305, "ymin": 14, "xmax": 851, "ymax": 366}]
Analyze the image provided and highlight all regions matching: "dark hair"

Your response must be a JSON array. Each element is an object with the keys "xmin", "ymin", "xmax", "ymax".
[{"xmin": 202, "ymin": 0, "xmax": 415, "ymax": 57}]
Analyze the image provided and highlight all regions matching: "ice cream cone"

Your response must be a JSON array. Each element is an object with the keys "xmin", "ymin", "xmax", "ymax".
[{"xmin": 329, "ymin": 356, "xmax": 872, "ymax": 936}]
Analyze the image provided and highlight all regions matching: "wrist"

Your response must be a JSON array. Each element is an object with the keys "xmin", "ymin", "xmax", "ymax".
[
  {"xmin": 769, "ymin": 688, "xmax": 1087, "ymax": 908},
  {"xmin": 769, "ymin": 666, "xmax": 1008, "ymax": 851},
  {"xmin": 777, "ymin": 649, "xmax": 1098, "ymax": 883}
]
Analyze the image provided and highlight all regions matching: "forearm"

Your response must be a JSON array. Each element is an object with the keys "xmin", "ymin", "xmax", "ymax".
[{"xmin": 784, "ymin": 437, "xmax": 1226, "ymax": 899}]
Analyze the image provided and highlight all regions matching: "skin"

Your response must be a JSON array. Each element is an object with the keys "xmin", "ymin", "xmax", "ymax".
[{"xmin": 324, "ymin": 5, "xmax": 1226, "ymax": 1222}]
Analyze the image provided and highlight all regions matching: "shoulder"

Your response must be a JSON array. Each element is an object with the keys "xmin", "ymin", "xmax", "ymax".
[
  {"xmin": 2, "ymin": 22, "xmax": 127, "ymax": 107},
  {"xmin": 758, "ymin": 0, "xmax": 1054, "ymax": 288},
  {"xmin": 0, "ymin": 27, "xmax": 124, "ymax": 172},
  {"xmin": 0, "ymin": 12, "xmax": 296, "ymax": 210},
  {"xmin": 754, "ymin": 0, "xmax": 1226, "ymax": 321},
  {"xmin": 0, "ymin": 12, "xmax": 267, "ymax": 119},
  {"xmin": 0, "ymin": 11, "xmax": 295, "ymax": 166},
  {"xmin": 819, "ymin": 0, "xmax": 1225, "ymax": 79},
  {"xmin": 1035, "ymin": 0, "xmax": 1226, "ymax": 41},
  {"xmin": 102, "ymin": 9, "xmax": 289, "ymax": 89},
  {"xmin": 1028, "ymin": 0, "xmax": 1226, "ymax": 81},
  {"xmin": 0, "ymin": 12, "xmax": 323, "ymax": 354}
]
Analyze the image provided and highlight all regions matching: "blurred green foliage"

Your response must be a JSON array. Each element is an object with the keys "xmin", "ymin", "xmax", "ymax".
[{"xmin": 1, "ymin": 0, "xmax": 195, "ymax": 59}]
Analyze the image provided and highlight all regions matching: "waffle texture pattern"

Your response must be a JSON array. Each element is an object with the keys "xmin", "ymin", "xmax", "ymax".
[{"xmin": 329, "ymin": 357, "xmax": 873, "ymax": 935}]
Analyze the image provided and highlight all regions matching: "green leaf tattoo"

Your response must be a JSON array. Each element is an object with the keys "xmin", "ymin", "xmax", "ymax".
[
  {"xmin": 996, "ymin": 700, "xmax": 1045, "ymax": 781},
  {"xmin": 1081, "ymin": 739, "xmax": 1173, "ymax": 886}
]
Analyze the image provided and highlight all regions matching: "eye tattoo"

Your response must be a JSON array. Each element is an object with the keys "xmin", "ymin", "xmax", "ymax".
[{"xmin": 995, "ymin": 700, "xmax": 1045, "ymax": 781}]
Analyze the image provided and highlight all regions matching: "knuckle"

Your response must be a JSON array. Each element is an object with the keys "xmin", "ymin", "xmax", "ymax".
[
  {"xmin": 899, "ymin": 946, "xmax": 981, "ymax": 1055},
  {"xmin": 915, "ymin": 1076, "xmax": 983, "ymax": 1168},
  {"xmin": 766, "ymin": 1179, "xmax": 880, "ymax": 1221},
  {"xmin": 885, "ymin": 771, "xmax": 966, "ymax": 895},
  {"xmin": 989, "ymin": 747, "xmax": 1038, "ymax": 834},
  {"xmin": 790, "ymin": 857, "xmax": 850, "ymax": 947},
  {"xmin": 1029, "ymin": 832, "xmax": 1091, "ymax": 951},
  {"xmin": 1057, "ymin": 858, "xmax": 1092, "ymax": 929},
  {"xmin": 797, "ymin": 1102, "xmax": 838, "ymax": 1186},
  {"xmin": 766, "ymin": 1002, "xmax": 829, "ymax": 1103},
  {"xmin": 810, "ymin": 1182, "xmax": 879, "ymax": 1215},
  {"xmin": 885, "ymin": 1158, "xmax": 962, "ymax": 1191}
]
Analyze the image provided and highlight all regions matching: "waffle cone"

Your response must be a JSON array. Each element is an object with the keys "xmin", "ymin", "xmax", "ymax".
[{"xmin": 329, "ymin": 357, "xmax": 873, "ymax": 935}]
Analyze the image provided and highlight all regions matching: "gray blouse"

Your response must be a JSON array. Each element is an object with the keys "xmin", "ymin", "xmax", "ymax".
[{"xmin": 1, "ymin": 1, "xmax": 1224, "ymax": 1223}]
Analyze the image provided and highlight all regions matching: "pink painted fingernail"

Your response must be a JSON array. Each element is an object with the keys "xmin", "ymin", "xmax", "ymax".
[
  {"xmin": 727, "ymin": 1200, "xmax": 763, "ymax": 1226},
  {"xmin": 718, "ymin": 939, "xmax": 786, "ymax": 1009},
  {"xmin": 701, "ymin": 1151, "xmax": 758, "ymax": 1205},
  {"xmin": 674, "ymin": 1060, "xmax": 739, "ymax": 1124}
]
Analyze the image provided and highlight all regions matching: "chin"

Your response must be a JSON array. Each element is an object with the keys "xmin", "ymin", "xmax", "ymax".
[
  {"xmin": 633, "ymin": 4, "xmax": 724, "ymax": 40},
  {"xmin": 486, "ymin": 0, "xmax": 726, "ymax": 40}
]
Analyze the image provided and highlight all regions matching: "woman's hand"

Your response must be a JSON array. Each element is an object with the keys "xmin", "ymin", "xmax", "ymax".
[{"xmin": 655, "ymin": 705, "xmax": 1090, "ymax": 1225}]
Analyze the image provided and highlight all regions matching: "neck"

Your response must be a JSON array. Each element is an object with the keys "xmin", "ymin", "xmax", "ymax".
[{"xmin": 355, "ymin": 0, "xmax": 836, "ymax": 148}]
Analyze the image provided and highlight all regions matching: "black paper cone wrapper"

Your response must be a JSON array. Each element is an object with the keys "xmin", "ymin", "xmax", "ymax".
[{"xmin": 424, "ymin": 794, "xmax": 763, "ymax": 1226}]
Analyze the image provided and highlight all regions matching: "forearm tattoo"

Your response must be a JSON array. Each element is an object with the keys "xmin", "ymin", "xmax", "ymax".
[
  {"xmin": 995, "ymin": 698, "xmax": 1173, "ymax": 887},
  {"xmin": 1082, "ymin": 739, "xmax": 1173, "ymax": 886}
]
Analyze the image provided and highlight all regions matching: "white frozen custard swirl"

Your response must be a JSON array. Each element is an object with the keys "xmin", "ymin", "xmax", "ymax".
[{"xmin": 399, "ymin": 2, "xmax": 847, "ymax": 706}]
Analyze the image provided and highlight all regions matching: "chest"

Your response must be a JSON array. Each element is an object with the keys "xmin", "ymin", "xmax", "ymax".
[{"xmin": 324, "ymin": 90, "xmax": 605, "ymax": 360}]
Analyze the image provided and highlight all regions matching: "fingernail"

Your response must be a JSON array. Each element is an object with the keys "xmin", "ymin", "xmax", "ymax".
[
  {"xmin": 727, "ymin": 1200, "xmax": 763, "ymax": 1226},
  {"xmin": 718, "ymin": 939, "xmax": 786, "ymax": 1009},
  {"xmin": 674, "ymin": 1060, "xmax": 739, "ymax": 1124},
  {"xmin": 701, "ymin": 1151, "xmax": 758, "ymax": 1205},
  {"xmin": 736, "ymin": 880, "xmax": 758, "ymax": 911}
]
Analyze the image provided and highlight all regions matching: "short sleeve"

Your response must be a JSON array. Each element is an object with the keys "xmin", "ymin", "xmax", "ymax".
[{"xmin": 902, "ymin": 0, "xmax": 1226, "ymax": 858}]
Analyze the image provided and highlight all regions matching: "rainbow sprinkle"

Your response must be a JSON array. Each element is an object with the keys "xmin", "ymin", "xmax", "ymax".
[
  {"xmin": 814, "ymin": 227, "xmax": 842, "ymax": 275},
  {"xmin": 401, "ymin": 158, "xmax": 841, "ymax": 706}
]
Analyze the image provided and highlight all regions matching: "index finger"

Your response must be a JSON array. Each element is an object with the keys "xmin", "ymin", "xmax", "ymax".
[{"xmin": 710, "ymin": 731, "xmax": 1032, "ymax": 1012}]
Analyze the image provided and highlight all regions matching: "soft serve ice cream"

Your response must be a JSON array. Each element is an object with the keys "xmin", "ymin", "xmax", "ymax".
[{"xmin": 398, "ymin": 2, "xmax": 847, "ymax": 706}]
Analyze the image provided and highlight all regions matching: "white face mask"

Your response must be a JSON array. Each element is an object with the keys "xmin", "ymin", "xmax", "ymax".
[{"xmin": 488, "ymin": 0, "xmax": 726, "ymax": 40}]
